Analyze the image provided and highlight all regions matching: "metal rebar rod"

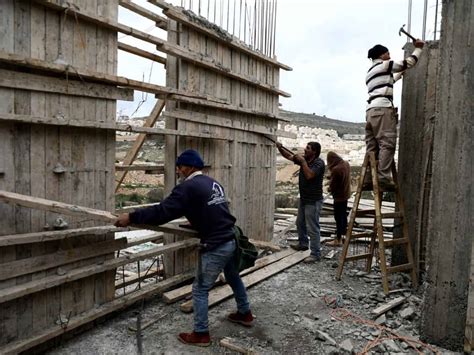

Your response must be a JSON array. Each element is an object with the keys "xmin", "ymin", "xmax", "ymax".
[
  {"xmin": 272, "ymin": 0, "xmax": 277, "ymax": 57},
  {"xmin": 227, "ymin": 0, "xmax": 230, "ymax": 31},
  {"xmin": 220, "ymin": 0, "xmax": 223, "ymax": 27},
  {"xmin": 243, "ymin": 1, "xmax": 247, "ymax": 43},
  {"xmin": 433, "ymin": 0, "xmax": 439, "ymax": 40},
  {"xmin": 407, "ymin": 0, "xmax": 412, "ymax": 35},
  {"xmin": 239, "ymin": 0, "xmax": 242, "ymax": 39},
  {"xmin": 233, "ymin": 0, "xmax": 236, "ymax": 35},
  {"xmin": 136, "ymin": 312, "xmax": 143, "ymax": 355},
  {"xmin": 254, "ymin": 0, "xmax": 257, "ymax": 50},
  {"xmin": 422, "ymin": 0, "xmax": 428, "ymax": 40},
  {"xmin": 261, "ymin": 0, "xmax": 264, "ymax": 53}
]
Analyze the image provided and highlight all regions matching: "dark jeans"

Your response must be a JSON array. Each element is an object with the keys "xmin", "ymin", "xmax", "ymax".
[
  {"xmin": 333, "ymin": 200, "xmax": 348, "ymax": 239},
  {"xmin": 296, "ymin": 199, "xmax": 323, "ymax": 258},
  {"xmin": 192, "ymin": 239, "xmax": 249, "ymax": 333}
]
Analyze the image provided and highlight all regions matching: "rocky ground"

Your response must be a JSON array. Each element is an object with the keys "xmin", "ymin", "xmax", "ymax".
[{"xmin": 47, "ymin": 238, "xmax": 457, "ymax": 354}]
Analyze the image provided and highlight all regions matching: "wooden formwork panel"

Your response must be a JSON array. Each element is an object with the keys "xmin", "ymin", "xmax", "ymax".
[
  {"xmin": 0, "ymin": 0, "xmax": 117, "ymax": 347},
  {"xmin": 163, "ymin": 17, "xmax": 281, "ymax": 275}
]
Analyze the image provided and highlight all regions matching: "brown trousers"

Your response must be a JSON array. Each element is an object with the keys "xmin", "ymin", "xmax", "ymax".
[{"xmin": 365, "ymin": 107, "xmax": 398, "ymax": 180}]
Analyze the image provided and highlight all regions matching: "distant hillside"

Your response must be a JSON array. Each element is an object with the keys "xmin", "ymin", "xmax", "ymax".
[{"xmin": 279, "ymin": 110, "xmax": 365, "ymax": 137}]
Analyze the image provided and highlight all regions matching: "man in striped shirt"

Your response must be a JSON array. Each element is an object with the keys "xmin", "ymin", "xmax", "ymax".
[{"xmin": 365, "ymin": 40, "xmax": 424, "ymax": 188}]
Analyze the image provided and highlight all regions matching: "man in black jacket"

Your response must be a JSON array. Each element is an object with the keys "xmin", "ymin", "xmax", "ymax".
[{"xmin": 115, "ymin": 149, "xmax": 253, "ymax": 347}]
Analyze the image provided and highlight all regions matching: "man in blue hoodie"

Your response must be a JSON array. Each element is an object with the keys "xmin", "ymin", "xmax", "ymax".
[{"xmin": 115, "ymin": 149, "xmax": 253, "ymax": 347}]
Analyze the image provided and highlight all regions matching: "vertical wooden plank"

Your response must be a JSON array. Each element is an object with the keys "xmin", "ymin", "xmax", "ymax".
[
  {"xmin": 163, "ymin": 19, "xmax": 179, "ymax": 277},
  {"xmin": 29, "ymin": 2, "xmax": 49, "ymax": 336},
  {"xmin": 12, "ymin": 0, "xmax": 34, "ymax": 342}
]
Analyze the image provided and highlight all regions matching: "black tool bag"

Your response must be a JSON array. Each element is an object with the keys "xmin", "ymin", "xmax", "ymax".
[{"xmin": 233, "ymin": 225, "xmax": 258, "ymax": 271}]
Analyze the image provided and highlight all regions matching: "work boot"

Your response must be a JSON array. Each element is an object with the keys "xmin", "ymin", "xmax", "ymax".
[
  {"xmin": 303, "ymin": 255, "xmax": 321, "ymax": 263},
  {"xmin": 326, "ymin": 239, "xmax": 343, "ymax": 247},
  {"xmin": 227, "ymin": 310, "xmax": 254, "ymax": 327},
  {"xmin": 289, "ymin": 243, "xmax": 309, "ymax": 251},
  {"xmin": 378, "ymin": 177, "xmax": 395, "ymax": 190},
  {"xmin": 177, "ymin": 331, "xmax": 211, "ymax": 347}
]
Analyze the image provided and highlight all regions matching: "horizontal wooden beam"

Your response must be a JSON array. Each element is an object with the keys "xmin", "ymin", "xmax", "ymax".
[
  {"xmin": 164, "ymin": 109, "xmax": 296, "ymax": 139},
  {"xmin": 169, "ymin": 94, "xmax": 278, "ymax": 120},
  {"xmin": 115, "ymin": 164, "xmax": 164, "ymax": 173},
  {"xmin": 125, "ymin": 232, "xmax": 164, "ymax": 247},
  {"xmin": 149, "ymin": 0, "xmax": 292, "ymax": 71},
  {"xmin": 0, "ymin": 190, "xmax": 117, "ymax": 223},
  {"xmin": 119, "ymin": 0, "xmax": 168, "ymax": 30},
  {"xmin": 0, "ymin": 51, "xmax": 206, "ymax": 99},
  {"xmin": 116, "ymin": 203, "xmax": 160, "ymax": 213},
  {"xmin": 115, "ymin": 268, "xmax": 163, "ymax": 289},
  {"xmin": 0, "ymin": 226, "xmax": 126, "ymax": 246},
  {"xmin": 0, "ymin": 112, "xmax": 232, "ymax": 140},
  {"xmin": 0, "ymin": 69, "xmax": 133, "ymax": 101},
  {"xmin": 0, "ymin": 271, "xmax": 193, "ymax": 354},
  {"xmin": 35, "ymin": 0, "xmax": 290, "ymax": 96},
  {"xmin": 118, "ymin": 42, "xmax": 166, "ymax": 65},
  {"xmin": 0, "ymin": 238, "xmax": 128, "ymax": 281},
  {"xmin": 0, "ymin": 238, "xmax": 199, "ymax": 303}
]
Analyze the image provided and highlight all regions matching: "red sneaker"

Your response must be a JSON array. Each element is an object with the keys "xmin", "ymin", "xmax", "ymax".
[
  {"xmin": 227, "ymin": 310, "xmax": 254, "ymax": 327},
  {"xmin": 177, "ymin": 331, "xmax": 211, "ymax": 347}
]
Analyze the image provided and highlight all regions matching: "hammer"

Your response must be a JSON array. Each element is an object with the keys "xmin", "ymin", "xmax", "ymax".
[
  {"xmin": 399, "ymin": 24, "xmax": 417, "ymax": 42},
  {"xmin": 263, "ymin": 134, "xmax": 294, "ymax": 155}
]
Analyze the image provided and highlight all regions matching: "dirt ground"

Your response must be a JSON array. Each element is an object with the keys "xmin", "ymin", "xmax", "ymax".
[{"xmin": 46, "ymin": 242, "xmax": 458, "ymax": 355}]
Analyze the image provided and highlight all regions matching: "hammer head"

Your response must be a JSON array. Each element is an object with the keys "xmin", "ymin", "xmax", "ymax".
[{"xmin": 399, "ymin": 24, "xmax": 406, "ymax": 36}]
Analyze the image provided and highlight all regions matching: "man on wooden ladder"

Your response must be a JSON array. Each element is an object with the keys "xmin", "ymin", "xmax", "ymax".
[{"xmin": 365, "ymin": 39, "xmax": 425, "ymax": 188}]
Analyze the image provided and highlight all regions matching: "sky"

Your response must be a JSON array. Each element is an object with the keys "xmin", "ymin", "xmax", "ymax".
[{"xmin": 117, "ymin": 0, "xmax": 441, "ymax": 123}]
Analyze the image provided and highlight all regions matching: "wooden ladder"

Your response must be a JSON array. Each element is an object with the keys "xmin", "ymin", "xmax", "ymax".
[{"xmin": 335, "ymin": 152, "xmax": 418, "ymax": 294}]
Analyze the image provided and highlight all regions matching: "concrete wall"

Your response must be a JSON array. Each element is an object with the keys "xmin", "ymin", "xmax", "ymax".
[
  {"xmin": 397, "ymin": 42, "xmax": 439, "ymax": 270},
  {"xmin": 466, "ymin": 244, "xmax": 474, "ymax": 352},
  {"xmin": 420, "ymin": 0, "xmax": 473, "ymax": 350}
]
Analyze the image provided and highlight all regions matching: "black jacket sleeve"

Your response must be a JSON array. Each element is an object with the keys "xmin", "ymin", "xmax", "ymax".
[{"xmin": 129, "ymin": 184, "xmax": 189, "ymax": 226}]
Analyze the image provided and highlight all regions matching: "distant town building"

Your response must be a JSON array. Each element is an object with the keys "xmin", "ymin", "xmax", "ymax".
[{"xmin": 342, "ymin": 134, "xmax": 365, "ymax": 141}]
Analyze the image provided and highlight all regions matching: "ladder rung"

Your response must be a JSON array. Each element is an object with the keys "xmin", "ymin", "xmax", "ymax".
[
  {"xmin": 345, "ymin": 253, "xmax": 372, "ymax": 262},
  {"xmin": 355, "ymin": 209, "xmax": 376, "ymax": 216},
  {"xmin": 354, "ymin": 211, "xmax": 402, "ymax": 219},
  {"xmin": 384, "ymin": 238, "xmax": 410, "ymax": 247},
  {"xmin": 350, "ymin": 232, "xmax": 374, "ymax": 239},
  {"xmin": 387, "ymin": 263, "xmax": 413, "ymax": 274},
  {"xmin": 381, "ymin": 212, "xmax": 403, "ymax": 219}
]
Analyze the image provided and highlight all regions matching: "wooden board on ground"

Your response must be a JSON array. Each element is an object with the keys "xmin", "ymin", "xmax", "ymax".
[
  {"xmin": 371, "ymin": 296, "xmax": 407, "ymax": 318},
  {"xmin": 219, "ymin": 337, "xmax": 257, "ymax": 354},
  {"xmin": 180, "ymin": 250, "xmax": 309, "ymax": 312},
  {"xmin": 163, "ymin": 248, "xmax": 296, "ymax": 303}
]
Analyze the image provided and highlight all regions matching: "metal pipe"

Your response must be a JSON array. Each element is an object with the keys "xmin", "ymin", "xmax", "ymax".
[
  {"xmin": 422, "ymin": 0, "xmax": 428, "ymax": 40},
  {"xmin": 433, "ymin": 0, "xmax": 439, "ymax": 40},
  {"xmin": 272, "ymin": 0, "xmax": 277, "ymax": 57},
  {"xmin": 407, "ymin": 0, "xmax": 412, "ymax": 35}
]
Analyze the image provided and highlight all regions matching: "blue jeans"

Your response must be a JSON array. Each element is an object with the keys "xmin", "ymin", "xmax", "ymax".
[
  {"xmin": 192, "ymin": 239, "xmax": 250, "ymax": 333},
  {"xmin": 296, "ymin": 199, "xmax": 323, "ymax": 257}
]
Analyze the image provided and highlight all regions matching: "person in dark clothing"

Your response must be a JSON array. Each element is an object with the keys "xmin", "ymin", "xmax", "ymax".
[
  {"xmin": 325, "ymin": 151, "xmax": 351, "ymax": 246},
  {"xmin": 115, "ymin": 149, "xmax": 253, "ymax": 347},
  {"xmin": 276, "ymin": 142, "xmax": 325, "ymax": 263}
]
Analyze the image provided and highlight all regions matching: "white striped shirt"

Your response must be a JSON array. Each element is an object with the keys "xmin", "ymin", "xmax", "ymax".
[{"xmin": 366, "ymin": 48, "xmax": 423, "ymax": 110}]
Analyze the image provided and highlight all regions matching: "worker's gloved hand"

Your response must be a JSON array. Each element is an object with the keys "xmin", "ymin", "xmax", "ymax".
[
  {"xmin": 114, "ymin": 213, "xmax": 131, "ymax": 227},
  {"xmin": 414, "ymin": 39, "xmax": 425, "ymax": 48}
]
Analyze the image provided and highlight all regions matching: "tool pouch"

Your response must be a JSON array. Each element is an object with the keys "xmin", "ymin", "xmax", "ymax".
[{"xmin": 233, "ymin": 225, "xmax": 258, "ymax": 272}]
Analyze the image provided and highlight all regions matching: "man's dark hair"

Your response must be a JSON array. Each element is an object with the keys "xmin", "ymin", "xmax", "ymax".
[{"xmin": 307, "ymin": 142, "xmax": 321, "ymax": 158}]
